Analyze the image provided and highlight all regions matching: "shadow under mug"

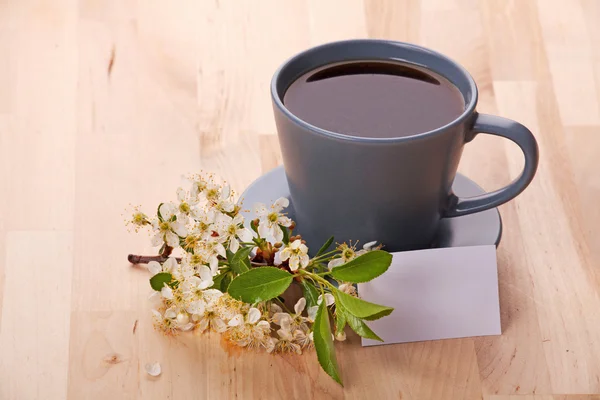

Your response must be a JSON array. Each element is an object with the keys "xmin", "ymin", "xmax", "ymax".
[{"xmin": 271, "ymin": 40, "xmax": 539, "ymax": 252}]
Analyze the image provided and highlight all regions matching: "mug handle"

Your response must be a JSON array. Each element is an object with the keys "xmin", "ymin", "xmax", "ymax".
[{"xmin": 444, "ymin": 113, "xmax": 539, "ymax": 217}]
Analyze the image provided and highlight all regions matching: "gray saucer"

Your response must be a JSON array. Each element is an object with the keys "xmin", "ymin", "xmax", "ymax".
[{"xmin": 240, "ymin": 166, "xmax": 502, "ymax": 248}]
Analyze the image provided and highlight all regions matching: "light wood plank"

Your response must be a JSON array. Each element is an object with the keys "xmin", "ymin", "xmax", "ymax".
[
  {"xmin": 1, "ymin": 0, "xmax": 600, "ymax": 398},
  {"xmin": 0, "ymin": 231, "xmax": 73, "ymax": 400}
]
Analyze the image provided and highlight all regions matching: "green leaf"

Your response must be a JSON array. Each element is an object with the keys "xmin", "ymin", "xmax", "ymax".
[
  {"xmin": 333, "ymin": 289, "xmax": 394, "ymax": 321},
  {"xmin": 157, "ymin": 202, "xmax": 165, "ymax": 222},
  {"xmin": 330, "ymin": 250, "xmax": 392, "ymax": 283},
  {"xmin": 313, "ymin": 301, "xmax": 343, "ymax": 385},
  {"xmin": 227, "ymin": 247, "xmax": 252, "ymax": 274},
  {"xmin": 227, "ymin": 267, "xmax": 293, "ymax": 303},
  {"xmin": 150, "ymin": 272, "xmax": 173, "ymax": 291},
  {"xmin": 221, "ymin": 273, "xmax": 233, "ymax": 292},
  {"xmin": 315, "ymin": 236, "xmax": 335, "ymax": 257},
  {"xmin": 345, "ymin": 312, "xmax": 383, "ymax": 341},
  {"xmin": 335, "ymin": 309, "xmax": 347, "ymax": 335},
  {"xmin": 281, "ymin": 225, "xmax": 290, "ymax": 245},
  {"xmin": 300, "ymin": 279, "xmax": 320, "ymax": 309},
  {"xmin": 211, "ymin": 272, "xmax": 232, "ymax": 292}
]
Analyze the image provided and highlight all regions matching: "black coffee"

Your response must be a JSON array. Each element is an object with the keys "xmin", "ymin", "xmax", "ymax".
[{"xmin": 283, "ymin": 61, "xmax": 464, "ymax": 138}]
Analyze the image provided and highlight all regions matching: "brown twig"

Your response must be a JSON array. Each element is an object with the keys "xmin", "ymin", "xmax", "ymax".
[
  {"xmin": 128, "ymin": 245, "xmax": 179, "ymax": 265},
  {"xmin": 127, "ymin": 254, "xmax": 182, "ymax": 264}
]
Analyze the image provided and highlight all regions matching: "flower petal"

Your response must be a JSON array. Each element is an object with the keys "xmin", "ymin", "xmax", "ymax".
[
  {"xmin": 228, "ymin": 314, "xmax": 243, "ymax": 327},
  {"xmin": 171, "ymin": 221, "xmax": 188, "ymax": 237},
  {"xmin": 177, "ymin": 187, "xmax": 186, "ymax": 202},
  {"xmin": 247, "ymin": 307, "xmax": 261, "ymax": 324},
  {"xmin": 289, "ymin": 257, "xmax": 299, "ymax": 272},
  {"xmin": 164, "ymin": 306, "xmax": 177, "ymax": 319},
  {"xmin": 273, "ymin": 251, "xmax": 283, "ymax": 266},
  {"xmin": 165, "ymin": 231, "xmax": 179, "ymax": 248},
  {"xmin": 299, "ymin": 254, "xmax": 309, "ymax": 269},
  {"xmin": 290, "ymin": 239, "xmax": 301, "ymax": 250},
  {"xmin": 198, "ymin": 265, "xmax": 212, "ymax": 282},
  {"xmin": 272, "ymin": 312, "xmax": 291, "ymax": 326},
  {"xmin": 229, "ymin": 237, "xmax": 240, "ymax": 253},
  {"xmin": 277, "ymin": 216, "xmax": 292, "ymax": 227},
  {"xmin": 161, "ymin": 285, "xmax": 174, "ymax": 300},
  {"xmin": 307, "ymin": 306, "xmax": 318, "ymax": 322},
  {"xmin": 257, "ymin": 223, "xmax": 270, "ymax": 239},
  {"xmin": 327, "ymin": 258, "xmax": 344, "ymax": 269},
  {"xmin": 237, "ymin": 228, "xmax": 253, "ymax": 242},
  {"xmin": 253, "ymin": 203, "xmax": 268, "ymax": 217},
  {"xmin": 163, "ymin": 257, "xmax": 178, "ymax": 272},
  {"xmin": 145, "ymin": 362, "xmax": 162, "ymax": 377},
  {"xmin": 150, "ymin": 233, "xmax": 164, "ymax": 247},
  {"xmin": 294, "ymin": 297, "xmax": 306, "ymax": 315},
  {"xmin": 272, "ymin": 226, "xmax": 284, "ymax": 243},
  {"xmin": 147, "ymin": 261, "xmax": 161, "ymax": 275},
  {"xmin": 197, "ymin": 317, "xmax": 209, "ymax": 333},
  {"xmin": 270, "ymin": 303, "xmax": 283, "ymax": 314},
  {"xmin": 159, "ymin": 203, "xmax": 176, "ymax": 220},
  {"xmin": 186, "ymin": 300, "xmax": 205, "ymax": 315},
  {"xmin": 318, "ymin": 293, "xmax": 335, "ymax": 306},
  {"xmin": 213, "ymin": 317, "xmax": 228, "ymax": 333},
  {"xmin": 221, "ymin": 185, "xmax": 231, "ymax": 200},
  {"xmin": 257, "ymin": 320, "xmax": 271, "ymax": 330},
  {"xmin": 198, "ymin": 279, "xmax": 213, "ymax": 290},
  {"xmin": 363, "ymin": 240, "xmax": 377, "ymax": 250},
  {"xmin": 273, "ymin": 197, "xmax": 289, "ymax": 211}
]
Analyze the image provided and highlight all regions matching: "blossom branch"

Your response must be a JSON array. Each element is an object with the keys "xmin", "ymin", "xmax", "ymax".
[{"xmin": 127, "ymin": 254, "xmax": 182, "ymax": 264}]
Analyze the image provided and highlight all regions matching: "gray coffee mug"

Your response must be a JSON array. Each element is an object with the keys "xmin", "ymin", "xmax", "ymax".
[{"xmin": 271, "ymin": 40, "xmax": 539, "ymax": 252}]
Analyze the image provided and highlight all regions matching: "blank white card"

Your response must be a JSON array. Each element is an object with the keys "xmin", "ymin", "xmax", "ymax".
[{"xmin": 358, "ymin": 245, "xmax": 501, "ymax": 346}]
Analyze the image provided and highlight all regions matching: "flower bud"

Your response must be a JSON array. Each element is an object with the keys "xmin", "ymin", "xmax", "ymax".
[
  {"xmin": 274, "ymin": 242, "xmax": 283, "ymax": 248},
  {"xmin": 335, "ymin": 331, "xmax": 347, "ymax": 341},
  {"xmin": 176, "ymin": 312, "xmax": 190, "ymax": 326}
]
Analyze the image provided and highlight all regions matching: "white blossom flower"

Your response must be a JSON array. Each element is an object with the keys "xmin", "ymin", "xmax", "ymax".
[
  {"xmin": 318, "ymin": 293, "xmax": 335, "ymax": 306},
  {"xmin": 175, "ymin": 187, "xmax": 199, "ymax": 224},
  {"xmin": 185, "ymin": 298, "xmax": 206, "ymax": 317},
  {"xmin": 197, "ymin": 238, "xmax": 227, "ymax": 275},
  {"xmin": 190, "ymin": 209, "xmax": 217, "ymax": 239},
  {"xmin": 335, "ymin": 331, "xmax": 347, "ymax": 341},
  {"xmin": 150, "ymin": 203, "xmax": 188, "ymax": 248},
  {"xmin": 126, "ymin": 205, "xmax": 149, "ymax": 232},
  {"xmin": 275, "ymin": 316, "xmax": 302, "ymax": 354},
  {"xmin": 190, "ymin": 175, "xmax": 209, "ymax": 199},
  {"xmin": 254, "ymin": 197, "xmax": 292, "ymax": 242},
  {"xmin": 204, "ymin": 184, "xmax": 234, "ymax": 212},
  {"xmin": 161, "ymin": 284, "xmax": 174, "ymax": 300},
  {"xmin": 150, "ymin": 309, "xmax": 178, "ymax": 334},
  {"xmin": 279, "ymin": 240, "xmax": 309, "ymax": 271},
  {"xmin": 215, "ymin": 213, "xmax": 253, "ymax": 253},
  {"xmin": 147, "ymin": 257, "xmax": 178, "ymax": 275},
  {"xmin": 338, "ymin": 283, "xmax": 357, "ymax": 296},
  {"xmin": 145, "ymin": 362, "xmax": 162, "ymax": 377},
  {"xmin": 195, "ymin": 289, "xmax": 228, "ymax": 333},
  {"xmin": 181, "ymin": 265, "xmax": 214, "ymax": 293},
  {"xmin": 265, "ymin": 337, "xmax": 278, "ymax": 353},
  {"xmin": 293, "ymin": 328, "xmax": 313, "ymax": 348},
  {"xmin": 327, "ymin": 243, "xmax": 358, "ymax": 269}
]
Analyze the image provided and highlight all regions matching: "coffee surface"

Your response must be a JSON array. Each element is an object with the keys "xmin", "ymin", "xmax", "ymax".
[{"xmin": 283, "ymin": 61, "xmax": 464, "ymax": 138}]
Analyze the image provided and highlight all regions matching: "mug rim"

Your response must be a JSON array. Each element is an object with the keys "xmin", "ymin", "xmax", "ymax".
[{"xmin": 271, "ymin": 39, "xmax": 479, "ymax": 143}]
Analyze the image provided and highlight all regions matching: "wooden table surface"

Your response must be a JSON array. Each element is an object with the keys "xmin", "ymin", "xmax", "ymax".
[{"xmin": 1, "ymin": 0, "xmax": 600, "ymax": 399}]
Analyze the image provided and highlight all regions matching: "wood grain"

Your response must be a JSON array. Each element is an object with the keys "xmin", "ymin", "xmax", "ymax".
[{"xmin": 1, "ymin": 0, "xmax": 599, "ymax": 398}]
